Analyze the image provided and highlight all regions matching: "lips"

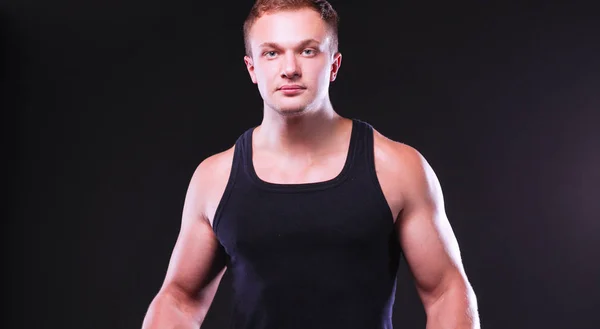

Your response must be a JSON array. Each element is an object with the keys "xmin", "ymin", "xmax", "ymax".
[{"xmin": 278, "ymin": 85, "xmax": 305, "ymax": 91}]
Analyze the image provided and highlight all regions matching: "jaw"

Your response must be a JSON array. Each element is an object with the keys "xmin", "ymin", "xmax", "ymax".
[
  {"xmin": 270, "ymin": 93, "xmax": 320, "ymax": 115},
  {"xmin": 265, "ymin": 93, "xmax": 333, "ymax": 120}
]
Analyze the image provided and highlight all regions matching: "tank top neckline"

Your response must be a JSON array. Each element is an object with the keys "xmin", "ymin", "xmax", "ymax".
[{"xmin": 243, "ymin": 119, "xmax": 361, "ymax": 192}]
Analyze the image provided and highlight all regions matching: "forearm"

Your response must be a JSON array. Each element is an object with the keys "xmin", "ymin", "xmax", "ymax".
[
  {"xmin": 142, "ymin": 290, "xmax": 206, "ymax": 329},
  {"xmin": 424, "ymin": 282, "xmax": 480, "ymax": 329}
]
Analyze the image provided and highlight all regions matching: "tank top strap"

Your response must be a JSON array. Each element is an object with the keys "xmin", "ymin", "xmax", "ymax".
[
  {"xmin": 212, "ymin": 128, "xmax": 253, "ymax": 233},
  {"xmin": 347, "ymin": 118, "xmax": 376, "ymax": 177},
  {"xmin": 238, "ymin": 126, "xmax": 255, "ymax": 171}
]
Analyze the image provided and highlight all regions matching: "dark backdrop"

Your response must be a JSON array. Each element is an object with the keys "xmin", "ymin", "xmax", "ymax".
[{"xmin": 4, "ymin": 1, "xmax": 599, "ymax": 328}]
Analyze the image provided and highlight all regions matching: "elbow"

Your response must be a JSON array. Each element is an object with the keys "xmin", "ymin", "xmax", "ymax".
[
  {"xmin": 424, "ymin": 275, "xmax": 480, "ymax": 329},
  {"xmin": 164, "ymin": 284, "xmax": 211, "ymax": 319},
  {"xmin": 143, "ymin": 285, "xmax": 207, "ymax": 328},
  {"xmin": 462, "ymin": 281, "xmax": 480, "ymax": 328}
]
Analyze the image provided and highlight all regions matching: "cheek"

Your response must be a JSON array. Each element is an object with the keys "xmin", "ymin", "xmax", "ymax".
[
  {"xmin": 312, "ymin": 58, "xmax": 331, "ymax": 76},
  {"xmin": 316, "ymin": 63, "xmax": 332, "ymax": 84},
  {"xmin": 253, "ymin": 67, "xmax": 272, "ymax": 95},
  {"xmin": 254, "ymin": 65, "xmax": 274, "ymax": 84}
]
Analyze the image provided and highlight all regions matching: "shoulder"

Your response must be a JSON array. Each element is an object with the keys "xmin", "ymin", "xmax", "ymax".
[
  {"xmin": 183, "ymin": 146, "xmax": 236, "ymax": 221},
  {"xmin": 371, "ymin": 127, "xmax": 439, "ymax": 201},
  {"xmin": 190, "ymin": 146, "xmax": 236, "ymax": 191},
  {"xmin": 372, "ymin": 128, "xmax": 428, "ymax": 178}
]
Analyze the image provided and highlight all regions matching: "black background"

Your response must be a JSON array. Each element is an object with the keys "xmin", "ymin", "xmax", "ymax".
[{"xmin": 4, "ymin": 0, "xmax": 599, "ymax": 328}]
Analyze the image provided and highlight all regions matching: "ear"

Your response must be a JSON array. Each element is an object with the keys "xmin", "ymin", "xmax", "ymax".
[
  {"xmin": 330, "ymin": 52, "xmax": 342, "ymax": 82},
  {"xmin": 244, "ymin": 55, "xmax": 257, "ymax": 84}
]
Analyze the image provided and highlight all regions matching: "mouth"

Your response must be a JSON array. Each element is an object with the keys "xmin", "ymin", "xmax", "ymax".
[
  {"xmin": 277, "ymin": 85, "xmax": 306, "ymax": 95},
  {"xmin": 278, "ymin": 85, "xmax": 306, "ymax": 91}
]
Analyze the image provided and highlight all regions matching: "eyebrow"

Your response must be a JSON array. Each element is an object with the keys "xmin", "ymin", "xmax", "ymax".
[{"xmin": 258, "ymin": 39, "xmax": 322, "ymax": 49}]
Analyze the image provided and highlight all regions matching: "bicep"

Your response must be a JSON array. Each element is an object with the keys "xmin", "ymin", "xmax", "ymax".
[
  {"xmin": 163, "ymin": 212, "xmax": 227, "ymax": 298},
  {"xmin": 397, "ymin": 153, "xmax": 465, "ymax": 307},
  {"xmin": 160, "ymin": 164, "xmax": 227, "ymax": 301}
]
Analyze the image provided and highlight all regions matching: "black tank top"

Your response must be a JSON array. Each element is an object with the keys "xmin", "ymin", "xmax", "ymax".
[{"xmin": 213, "ymin": 119, "xmax": 401, "ymax": 329}]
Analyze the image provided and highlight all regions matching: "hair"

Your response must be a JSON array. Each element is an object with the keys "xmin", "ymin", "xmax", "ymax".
[{"xmin": 243, "ymin": 0, "xmax": 340, "ymax": 57}]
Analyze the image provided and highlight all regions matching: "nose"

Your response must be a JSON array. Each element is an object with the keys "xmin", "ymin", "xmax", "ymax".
[{"xmin": 281, "ymin": 52, "xmax": 301, "ymax": 79}]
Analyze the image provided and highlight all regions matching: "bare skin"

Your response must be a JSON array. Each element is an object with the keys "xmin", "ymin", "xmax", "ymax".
[{"xmin": 142, "ymin": 7, "xmax": 479, "ymax": 329}]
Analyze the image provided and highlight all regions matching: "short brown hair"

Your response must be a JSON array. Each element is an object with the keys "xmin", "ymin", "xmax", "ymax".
[{"xmin": 243, "ymin": 0, "xmax": 340, "ymax": 57}]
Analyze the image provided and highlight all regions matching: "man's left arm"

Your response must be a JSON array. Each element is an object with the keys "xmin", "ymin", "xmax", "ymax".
[{"xmin": 395, "ymin": 147, "xmax": 480, "ymax": 329}]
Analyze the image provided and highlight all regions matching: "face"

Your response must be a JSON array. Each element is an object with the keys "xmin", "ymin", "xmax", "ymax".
[{"xmin": 244, "ymin": 8, "xmax": 342, "ymax": 116}]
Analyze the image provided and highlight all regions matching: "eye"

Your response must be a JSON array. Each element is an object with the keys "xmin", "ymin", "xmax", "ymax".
[
  {"xmin": 263, "ymin": 51, "xmax": 277, "ymax": 58},
  {"xmin": 302, "ymin": 49, "xmax": 316, "ymax": 56}
]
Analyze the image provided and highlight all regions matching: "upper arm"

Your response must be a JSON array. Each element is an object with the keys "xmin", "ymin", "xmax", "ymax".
[
  {"xmin": 395, "ymin": 147, "xmax": 467, "ymax": 308},
  {"xmin": 158, "ymin": 153, "xmax": 231, "ymax": 308}
]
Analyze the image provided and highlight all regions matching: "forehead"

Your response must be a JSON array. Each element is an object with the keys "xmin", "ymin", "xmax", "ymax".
[{"xmin": 249, "ymin": 8, "xmax": 331, "ymax": 47}]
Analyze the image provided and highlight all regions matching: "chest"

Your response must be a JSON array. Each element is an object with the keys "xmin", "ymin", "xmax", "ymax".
[
  {"xmin": 205, "ymin": 159, "xmax": 405, "ymax": 230},
  {"xmin": 249, "ymin": 149, "xmax": 404, "ymax": 222},
  {"xmin": 214, "ymin": 182, "xmax": 395, "ymax": 261}
]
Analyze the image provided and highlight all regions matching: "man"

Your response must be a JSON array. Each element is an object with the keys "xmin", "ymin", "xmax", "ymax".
[{"xmin": 142, "ymin": 1, "xmax": 480, "ymax": 328}]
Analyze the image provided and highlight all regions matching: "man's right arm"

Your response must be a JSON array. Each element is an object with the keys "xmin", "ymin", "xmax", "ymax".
[{"xmin": 142, "ymin": 154, "xmax": 230, "ymax": 329}]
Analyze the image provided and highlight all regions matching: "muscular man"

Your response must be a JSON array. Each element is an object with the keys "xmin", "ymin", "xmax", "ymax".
[{"xmin": 142, "ymin": 1, "xmax": 480, "ymax": 328}]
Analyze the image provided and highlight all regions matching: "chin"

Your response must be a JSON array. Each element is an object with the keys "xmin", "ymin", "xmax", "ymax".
[
  {"xmin": 272, "ymin": 99, "xmax": 313, "ymax": 116},
  {"xmin": 274, "ymin": 106, "xmax": 308, "ymax": 117}
]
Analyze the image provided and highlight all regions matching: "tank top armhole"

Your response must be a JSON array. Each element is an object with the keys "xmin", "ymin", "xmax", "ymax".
[
  {"xmin": 362, "ymin": 122, "xmax": 395, "ymax": 224},
  {"xmin": 211, "ymin": 142, "xmax": 242, "ymax": 234}
]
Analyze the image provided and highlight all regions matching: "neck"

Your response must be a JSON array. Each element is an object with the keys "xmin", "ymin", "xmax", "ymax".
[{"xmin": 256, "ymin": 100, "xmax": 345, "ymax": 156}]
